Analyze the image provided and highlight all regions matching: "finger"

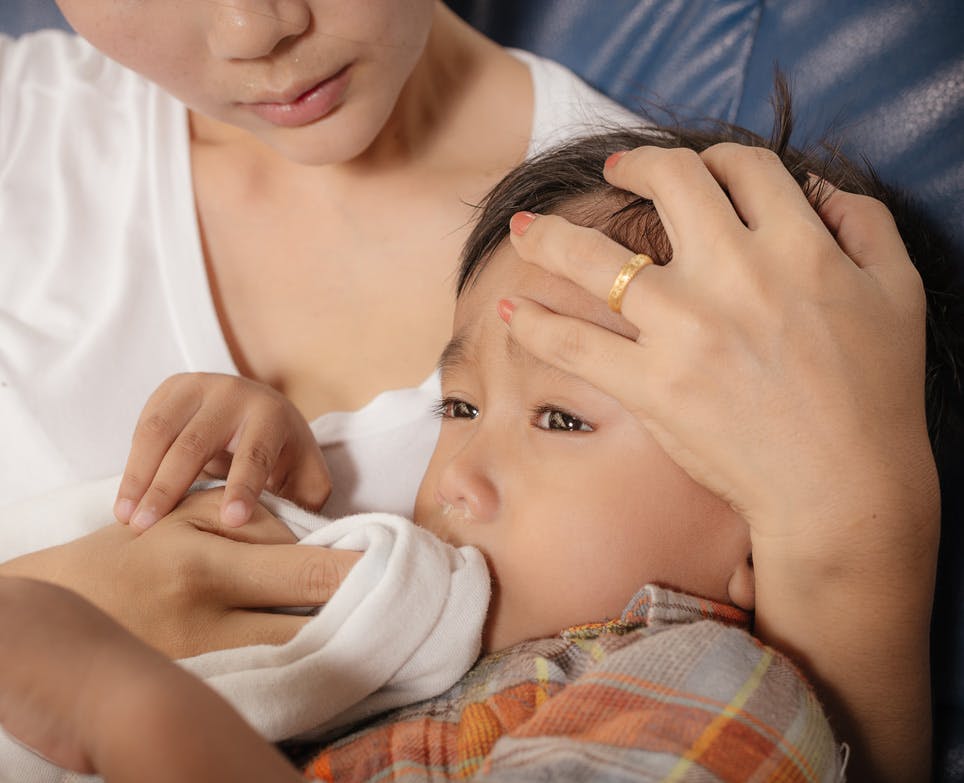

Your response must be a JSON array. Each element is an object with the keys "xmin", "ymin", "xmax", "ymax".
[
  {"xmin": 115, "ymin": 382, "xmax": 202, "ymax": 524},
  {"xmin": 268, "ymin": 443, "xmax": 331, "ymax": 513},
  {"xmin": 202, "ymin": 452, "xmax": 233, "ymax": 479},
  {"xmin": 814, "ymin": 181, "xmax": 904, "ymax": 271},
  {"xmin": 162, "ymin": 488, "xmax": 298, "ymax": 545},
  {"xmin": 699, "ymin": 142, "xmax": 821, "ymax": 231},
  {"xmin": 504, "ymin": 296, "xmax": 654, "ymax": 417},
  {"xmin": 603, "ymin": 145, "xmax": 746, "ymax": 253},
  {"xmin": 216, "ymin": 610, "xmax": 311, "ymax": 649},
  {"xmin": 509, "ymin": 212, "xmax": 641, "ymax": 300},
  {"xmin": 205, "ymin": 539, "xmax": 361, "ymax": 608},
  {"xmin": 219, "ymin": 416, "xmax": 288, "ymax": 527},
  {"xmin": 131, "ymin": 410, "xmax": 238, "ymax": 531}
]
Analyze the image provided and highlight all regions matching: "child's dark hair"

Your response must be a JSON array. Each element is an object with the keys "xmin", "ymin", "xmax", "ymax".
[{"xmin": 457, "ymin": 80, "xmax": 964, "ymax": 455}]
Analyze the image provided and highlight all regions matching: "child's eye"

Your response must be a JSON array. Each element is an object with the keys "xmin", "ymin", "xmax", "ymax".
[
  {"xmin": 533, "ymin": 407, "xmax": 594, "ymax": 432},
  {"xmin": 433, "ymin": 397, "xmax": 479, "ymax": 420}
]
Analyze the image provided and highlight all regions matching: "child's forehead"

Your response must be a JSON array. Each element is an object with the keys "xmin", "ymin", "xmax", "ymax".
[{"xmin": 455, "ymin": 241, "xmax": 639, "ymax": 341}]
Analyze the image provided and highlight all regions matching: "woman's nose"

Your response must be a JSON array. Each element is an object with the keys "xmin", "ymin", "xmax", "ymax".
[
  {"xmin": 435, "ymin": 439, "xmax": 499, "ymax": 524},
  {"xmin": 207, "ymin": 1, "xmax": 311, "ymax": 60}
]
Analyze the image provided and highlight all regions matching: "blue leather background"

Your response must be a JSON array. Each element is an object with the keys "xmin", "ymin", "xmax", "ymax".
[{"xmin": 3, "ymin": 1, "xmax": 963, "ymax": 779}]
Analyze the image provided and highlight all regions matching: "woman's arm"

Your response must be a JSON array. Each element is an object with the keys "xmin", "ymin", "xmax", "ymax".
[
  {"xmin": 0, "ymin": 488, "xmax": 360, "ymax": 659},
  {"xmin": 501, "ymin": 143, "xmax": 936, "ymax": 782},
  {"xmin": 0, "ymin": 576, "xmax": 303, "ymax": 783}
]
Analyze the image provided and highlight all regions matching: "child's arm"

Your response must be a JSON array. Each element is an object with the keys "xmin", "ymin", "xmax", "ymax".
[
  {"xmin": 0, "ymin": 576, "xmax": 303, "ymax": 783},
  {"xmin": 502, "ymin": 143, "xmax": 936, "ymax": 782},
  {"xmin": 114, "ymin": 372, "xmax": 330, "ymax": 530}
]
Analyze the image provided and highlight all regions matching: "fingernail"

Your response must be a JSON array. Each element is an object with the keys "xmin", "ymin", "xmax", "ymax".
[
  {"xmin": 497, "ymin": 298, "xmax": 516, "ymax": 325},
  {"xmin": 509, "ymin": 211, "xmax": 537, "ymax": 236},
  {"xmin": 223, "ymin": 500, "xmax": 248, "ymax": 527},
  {"xmin": 131, "ymin": 507, "xmax": 159, "ymax": 531},
  {"xmin": 114, "ymin": 497, "xmax": 135, "ymax": 523},
  {"xmin": 605, "ymin": 150, "xmax": 628, "ymax": 168}
]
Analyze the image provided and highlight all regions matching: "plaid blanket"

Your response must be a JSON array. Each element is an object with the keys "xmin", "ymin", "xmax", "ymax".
[{"xmin": 302, "ymin": 585, "xmax": 844, "ymax": 782}]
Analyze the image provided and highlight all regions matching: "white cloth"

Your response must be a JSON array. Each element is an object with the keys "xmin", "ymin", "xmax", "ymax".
[
  {"xmin": 0, "ymin": 478, "xmax": 490, "ymax": 783},
  {"xmin": 0, "ymin": 31, "xmax": 640, "ymax": 516}
]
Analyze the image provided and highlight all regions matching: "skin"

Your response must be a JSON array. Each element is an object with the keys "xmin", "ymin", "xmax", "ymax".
[
  {"xmin": 52, "ymin": 0, "xmax": 532, "ymax": 525},
  {"xmin": 0, "ymin": 143, "xmax": 931, "ymax": 782},
  {"xmin": 413, "ymin": 242, "xmax": 753, "ymax": 652},
  {"xmin": 504, "ymin": 144, "xmax": 938, "ymax": 783},
  {"xmin": 55, "ymin": 0, "xmax": 438, "ymax": 167},
  {"xmin": 1, "ymin": 490, "xmax": 358, "ymax": 659},
  {"xmin": 0, "ymin": 577, "xmax": 303, "ymax": 782}
]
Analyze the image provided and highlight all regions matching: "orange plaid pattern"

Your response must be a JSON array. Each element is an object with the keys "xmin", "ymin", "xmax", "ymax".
[{"xmin": 300, "ymin": 585, "xmax": 843, "ymax": 782}]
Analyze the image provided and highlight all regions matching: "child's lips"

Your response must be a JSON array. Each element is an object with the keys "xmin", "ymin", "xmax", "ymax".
[{"xmin": 242, "ymin": 64, "xmax": 352, "ymax": 128}]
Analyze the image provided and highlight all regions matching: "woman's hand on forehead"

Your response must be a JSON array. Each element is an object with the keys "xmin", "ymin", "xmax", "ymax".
[
  {"xmin": 502, "ymin": 142, "xmax": 932, "ymax": 542},
  {"xmin": 498, "ymin": 140, "xmax": 937, "ymax": 783}
]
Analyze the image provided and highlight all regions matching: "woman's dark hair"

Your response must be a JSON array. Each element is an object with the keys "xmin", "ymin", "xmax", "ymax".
[{"xmin": 457, "ymin": 80, "xmax": 963, "ymax": 454}]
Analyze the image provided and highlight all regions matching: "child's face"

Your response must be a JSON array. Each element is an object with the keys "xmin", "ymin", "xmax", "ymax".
[
  {"xmin": 55, "ymin": 0, "xmax": 434, "ymax": 165},
  {"xmin": 414, "ymin": 241, "xmax": 752, "ymax": 652}
]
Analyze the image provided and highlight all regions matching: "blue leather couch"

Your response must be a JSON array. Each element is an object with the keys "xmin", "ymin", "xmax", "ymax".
[{"xmin": 4, "ymin": 1, "xmax": 963, "ymax": 779}]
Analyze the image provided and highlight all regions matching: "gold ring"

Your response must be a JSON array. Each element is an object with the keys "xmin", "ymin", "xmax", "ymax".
[{"xmin": 607, "ymin": 253, "xmax": 654, "ymax": 313}]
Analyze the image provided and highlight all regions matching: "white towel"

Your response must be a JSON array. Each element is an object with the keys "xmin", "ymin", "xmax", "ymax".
[{"xmin": 0, "ymin": 478, "xmax": 490, "ymax": 783}]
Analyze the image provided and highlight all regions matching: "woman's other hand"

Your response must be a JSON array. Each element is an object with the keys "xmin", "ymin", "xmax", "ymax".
[
  {"xmin": 114, "ymin": 372, "xmax": 331, "ymax": 530},
  {"xmin": 1, "ymin": 488, "xmax": 359, "ymax": 659}
]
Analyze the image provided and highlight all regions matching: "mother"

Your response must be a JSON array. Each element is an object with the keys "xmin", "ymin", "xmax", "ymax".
[{"xmin": 1, "ymin": 1, "xmax": 956, "ymax": 783}]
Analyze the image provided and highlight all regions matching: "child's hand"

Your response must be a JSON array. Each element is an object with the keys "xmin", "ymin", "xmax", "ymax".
[{"xmin": 115, "ymin": 373, "xmax": 331, "ymax": 530}]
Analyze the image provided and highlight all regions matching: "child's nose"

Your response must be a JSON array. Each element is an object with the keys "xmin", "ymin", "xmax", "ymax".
[
  {"xmin": 207, "ymin": 1, "xmax": 310, "ymax": 61},
  {"xmin": 435, "ymin": 440, "xmax": 499, "ymax": 525}
]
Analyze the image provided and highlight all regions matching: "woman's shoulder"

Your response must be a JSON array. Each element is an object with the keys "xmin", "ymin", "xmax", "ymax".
[
  {"xmin": 1, "ymin": 30, "xmax": 170, "ymax": 158},
  {"xmin": 1, "ymin": 30, "xmax": 143, "ymax": 97},
  {"xmin": 508, "ymin": 47, "xmax": 642, "ymax": 157}
]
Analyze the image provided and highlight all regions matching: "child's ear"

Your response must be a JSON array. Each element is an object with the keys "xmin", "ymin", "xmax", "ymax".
[{"xmin": 727, "ymin": 553, "xmax": 755, "ymax": 611}]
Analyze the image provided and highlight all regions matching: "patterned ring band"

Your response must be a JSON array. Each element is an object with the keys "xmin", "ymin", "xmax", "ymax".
[{"xmin": 607, "ymin": 253, "xmax": 654, "ymax": 313}]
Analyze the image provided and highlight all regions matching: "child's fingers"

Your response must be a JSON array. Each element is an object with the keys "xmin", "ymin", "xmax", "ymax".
[
  {"xmin": 218, "ymin": 420, "xmax": 289, "ymax": 527},
  {"xmin": 115, "ymin": 387, "xmax": 202, "ymax": 524},
  {"xmin": 128, "ymin": 411, "xmax": 238, "ymax": 531},
  {"xmin": 266, "ymin": 444, "xmax": 332, "ymax": 513}
]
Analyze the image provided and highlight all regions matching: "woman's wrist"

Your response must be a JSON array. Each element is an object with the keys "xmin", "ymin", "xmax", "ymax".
[{"xmin": 749, "ymin": 481, "xmax": 938, "ymax": 783}]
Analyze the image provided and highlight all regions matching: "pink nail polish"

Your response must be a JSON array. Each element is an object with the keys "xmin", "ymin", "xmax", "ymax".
[
  {"xmin": 497, "ymin": 299, "xmax": 516, "ymax": 324},
  {"xmin": 509, "ymin": 211, "xmax": 536, "ymax": 236},
  {"xmin": 605, "ymin": 150, "xmax": 628, "ymax": 168}
]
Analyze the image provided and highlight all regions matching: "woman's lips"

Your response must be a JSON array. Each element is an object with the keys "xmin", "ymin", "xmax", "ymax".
[{"xmin": 244, "ymin": 65, "xmax": 351, "ymax": 128}]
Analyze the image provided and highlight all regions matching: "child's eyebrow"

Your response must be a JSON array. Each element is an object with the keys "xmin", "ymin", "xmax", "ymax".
[
  {"xmin": 502, "ymin": 331, "xmax": 598, "ymax": 388},
  {"xmin": 437, "ymin": 335, "xmax": 470, "ymax": 375}
]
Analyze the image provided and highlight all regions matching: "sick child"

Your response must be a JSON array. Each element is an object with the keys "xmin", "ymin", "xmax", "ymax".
[{"xmin": 2, "ymin": 109, "xmax": 958, "ymax": 782}]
